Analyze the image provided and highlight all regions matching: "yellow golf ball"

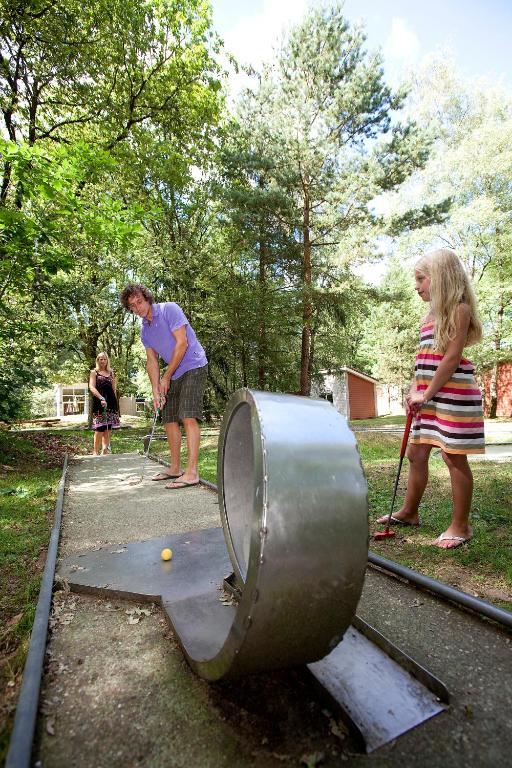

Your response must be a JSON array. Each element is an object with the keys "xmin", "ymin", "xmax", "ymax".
[{"xmin": 161, "ymin": 548, "xmax": 173, "ymax": 561}]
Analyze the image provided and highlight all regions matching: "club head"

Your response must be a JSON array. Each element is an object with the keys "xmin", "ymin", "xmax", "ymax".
[{"xmin": 373, "ymin": 529, "xmax": 396, "ymax": 540}]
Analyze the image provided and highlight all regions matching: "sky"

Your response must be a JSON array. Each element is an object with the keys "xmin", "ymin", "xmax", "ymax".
[
  {"xmin": 210, "ymin": 2, "xmax": 511, "ymax": 283},
  {"xmin": 211, "ymin": 0, "xmax": 511, "ymax": 91}
]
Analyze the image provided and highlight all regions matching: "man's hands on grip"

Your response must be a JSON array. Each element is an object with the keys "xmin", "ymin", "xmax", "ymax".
[{"xmin": 153, "ymin": 374, "xmax": 170, "ymax": 411}]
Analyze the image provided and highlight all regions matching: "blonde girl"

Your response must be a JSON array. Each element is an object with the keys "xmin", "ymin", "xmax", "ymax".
[
  {"xmin": 377, "ymin": 249, "xmax": 484, "ymax": 549},
  {"xmin": 89, "ymin": 352, "xmax": 120, "ymax": 455}
]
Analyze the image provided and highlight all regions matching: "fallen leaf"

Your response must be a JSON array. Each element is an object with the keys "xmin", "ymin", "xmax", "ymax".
[
  {"xmin": 7, "ymin": 612, "xmax": 23, "ymax": 628},
  {"xmin": 329, "ymin": 718, "xmax": 348, "ymax": 740},
  {"xmin": 300, "ymin": 753, "xmax": 325, "ymax": 767}
]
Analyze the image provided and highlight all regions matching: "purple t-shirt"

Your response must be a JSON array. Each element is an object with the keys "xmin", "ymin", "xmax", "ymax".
[{"xmin": 140, "ymin": 302, "xmax": 207, "ymax": 380}]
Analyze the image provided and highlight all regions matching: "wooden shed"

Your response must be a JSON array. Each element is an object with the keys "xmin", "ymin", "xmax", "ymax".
[{"xmin": 312, "ymin": 367, "xmax": 378, "ymax": 420}]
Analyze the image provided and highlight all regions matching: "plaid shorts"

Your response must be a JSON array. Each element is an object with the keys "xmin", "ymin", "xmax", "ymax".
[{"xmin": 161, "ymin": 364, "xmax": 208, "ymax": 424}]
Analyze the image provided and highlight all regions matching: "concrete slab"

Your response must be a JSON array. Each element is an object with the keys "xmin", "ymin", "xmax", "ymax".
[{"xmin": 35, "ymin": 453, "xmax": 512, "ymax": 768}]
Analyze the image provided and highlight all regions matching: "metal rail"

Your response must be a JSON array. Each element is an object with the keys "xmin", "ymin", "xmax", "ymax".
[
  {"xmin": 368, "ymin": 552, "xmax": 512, "ymax": 630},
  {"xmin": 6, "ymin": 455, "xmax": 69, "ymax": 768}
]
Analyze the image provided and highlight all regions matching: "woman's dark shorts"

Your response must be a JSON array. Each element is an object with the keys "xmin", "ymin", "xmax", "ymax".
[{"xmin": 161, "ymin": 364, "xmax": 208, "ymax": 424}]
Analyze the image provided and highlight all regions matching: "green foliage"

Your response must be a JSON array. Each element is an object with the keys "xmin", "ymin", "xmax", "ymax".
[
  {"xmin": 0, "ymin": 0, "xmax": 224, "ymax": 419},
  {"xmin": 212, "ymin": 3, "xmax": 431, "ymax": 396},
  {"xmin": 1, "ymin": 2, "xmax": 510, "ymax": 424},
  {"xmin": 387, "ymin": 199, "xmax": 453, "ymax": 236},
  {"xmin": 383, "ymin": 59, "xmax": 512, "ymax": 390},
  {"xmin": 360, "ymin": 257, "xmax": 422, "ymax": 394}
]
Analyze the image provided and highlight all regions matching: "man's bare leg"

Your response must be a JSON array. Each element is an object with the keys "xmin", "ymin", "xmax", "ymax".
[
  {"xmin": 164, "ymin": 421, "xmax": 184, "ymax": 476},
  {"xmin": 165, "ymin": 418, "xmax": 200, "ymax": 487}
]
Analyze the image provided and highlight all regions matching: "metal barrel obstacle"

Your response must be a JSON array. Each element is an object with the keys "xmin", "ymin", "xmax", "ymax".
[
  {"xmin": 177, "ymin": 389, "xmax": 369, "ymax": 680},
  {"xmin": 59, "ymin": 390, "xmax": 449, "ymax": 750}
]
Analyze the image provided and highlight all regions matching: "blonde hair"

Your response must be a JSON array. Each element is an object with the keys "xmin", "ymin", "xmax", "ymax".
[
  {"xmin": 415, "ymin": 249, "xmax": 482, "ymax": 353},
  {"xmin": 95, "ymin": 352, "xmax": 112, "ymax": 372}
]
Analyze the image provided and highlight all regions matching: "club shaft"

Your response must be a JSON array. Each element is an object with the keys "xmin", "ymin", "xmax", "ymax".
[{"xmin": 384, "ymin": 411, "xmax": 413, "ymax": 529}]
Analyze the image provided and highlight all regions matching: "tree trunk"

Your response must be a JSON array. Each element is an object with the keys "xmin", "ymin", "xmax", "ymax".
[
  {"xmin": 241, "ymin": 341, "xmax": 248, "ymax": 388},
  {"xmin": 489, "ymin": 300, "xmax": 504, "ymax": 419},
  {"xmin": 83, "ymin": 328, "xmax": 101, "ymax": 427},
  {"xmin": 300, "ymin": 188, "xmax": 312, "ymax": 395},
  {"xmin": 488, "ymin": 363, "xmax": 498, "ymax": 419},
  {"xmin": 258, "ymin": 236, "xmax": 268, "ymax": 389}
]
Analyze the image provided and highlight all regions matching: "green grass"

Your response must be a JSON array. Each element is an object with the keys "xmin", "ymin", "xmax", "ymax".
[
  {"xmin": 164, "ymin": 426, "xmax": 512, "ymax": 611},
  {"xmin": 358, "ymin": 431, "xmax": 512, "ymax": 611},
  {"xmin": 350, "ymin": 415, "xmax": 407, "ymax": 428},
  {"xmin": 0, "ymin": 456, "xmax": 63, "ymax": 758}
]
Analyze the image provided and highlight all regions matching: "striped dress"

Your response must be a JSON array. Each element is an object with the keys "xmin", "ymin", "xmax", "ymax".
[{"xmin": 410, "ymin": 322, "xmax": 485, "ymax": 454}]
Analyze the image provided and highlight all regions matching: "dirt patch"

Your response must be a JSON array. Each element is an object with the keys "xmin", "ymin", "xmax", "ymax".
[
  {"xmin": 36, "ymin": 593, "xmax": 354, "ymax": 768},
  {"xmin": 433, "ymin": 561, "xmax": 512, "ymax": 604}
]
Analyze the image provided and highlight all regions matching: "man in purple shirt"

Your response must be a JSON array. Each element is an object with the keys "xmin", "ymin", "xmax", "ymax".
[{"xmin": 120, "ymin": 283, "xmax": 208, "ymax": 489}]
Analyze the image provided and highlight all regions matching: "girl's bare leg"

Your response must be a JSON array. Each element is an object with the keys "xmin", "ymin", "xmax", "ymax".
[
  {"xmin": 101, "ymin": 429, "xmax": 111, "ymax": 455},
  {"xmin": 433, "ymin": 452, "xmax": 473, "ymax": 548},
  {"xmin": 377, "ymin": 443, "xmax": 432, "ymax": 525},
  {"xmin": 93, "ymin": 430, "xmax": 102, "ymax": 455}
]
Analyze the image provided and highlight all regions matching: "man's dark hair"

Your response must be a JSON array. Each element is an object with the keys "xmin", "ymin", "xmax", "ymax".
[{"xmin": 120, "ymin": 283, "xmax": 154, "ymax": 310}]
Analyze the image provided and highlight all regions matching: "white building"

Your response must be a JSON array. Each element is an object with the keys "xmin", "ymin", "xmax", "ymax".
[{"xmin": 54, "ymin": 383, "xmax": 90, "ymax": 418}]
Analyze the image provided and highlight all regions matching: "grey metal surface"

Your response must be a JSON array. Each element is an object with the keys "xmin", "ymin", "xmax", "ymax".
[
  {"xmin": 196, "ymin": 389, "xmax": 369, "ymax": 679},
  {"xmin": 64, "ymin": 389, "xmax": 368, "ymax": 681},
  {"xmin": 59, "ymin": 527, "xmax": 231, "ymax": 604},
  {"xmin": 308, "ymin": 618, "xmax": 448, "ymax": 753}
]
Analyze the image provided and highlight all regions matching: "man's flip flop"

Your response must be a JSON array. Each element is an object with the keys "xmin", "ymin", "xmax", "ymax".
[
  {"xmin": 152, "ymin": 472, "xmax": 182, "ymax": 481},
  {"xmin": 164, "ymin": 480, "xmax": 200, "ymax": 490},
  {"xmin": 432, "ymin": 533, "xmax": 472, "ymax": 549}
]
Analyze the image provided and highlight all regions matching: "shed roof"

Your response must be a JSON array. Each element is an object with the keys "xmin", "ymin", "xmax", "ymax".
[{"xmin": 320, "ymin": 367, "xmax": 379, "ymax": 385}]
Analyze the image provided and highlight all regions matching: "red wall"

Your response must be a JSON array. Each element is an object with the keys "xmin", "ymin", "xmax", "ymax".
[
  {"xmin": 347, "ymin": 373, "xmax": 376, "ymax": 419},
  {"xmin": 481, "ymin": 362, "xmax": 512, "ymax": 417}
]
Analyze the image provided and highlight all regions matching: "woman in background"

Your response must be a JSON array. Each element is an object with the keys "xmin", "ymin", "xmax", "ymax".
[{"xmin": 89, "ymin": 352, "xmax": 120, "ymax": 455}]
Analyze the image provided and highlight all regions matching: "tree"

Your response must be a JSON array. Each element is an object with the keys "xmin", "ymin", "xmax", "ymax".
[
  {"xmin": 240, "ymin": 3, "xmax": 431, "ymax": 393},
  {"xmin": 215, "ymin": 111, "xmax": 301, "ymax": 392},
  {"xmin": 360, "ymin": 258, "xmax": 422, "ymax": 398}
]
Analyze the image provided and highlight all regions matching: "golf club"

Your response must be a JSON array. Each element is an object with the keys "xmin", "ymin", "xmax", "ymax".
[
  {"xmin": 374, "ymin": 410, "xmax": 414, "ymax": 540},
  {"xmin": 127, "ymin": 399, "xmax": 162, "ymax": 485}
]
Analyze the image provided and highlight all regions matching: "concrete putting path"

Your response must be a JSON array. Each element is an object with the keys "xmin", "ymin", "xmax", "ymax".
[{"xmin": 34, "ymin": 453, "xmax": 511, "ymax": 767}]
